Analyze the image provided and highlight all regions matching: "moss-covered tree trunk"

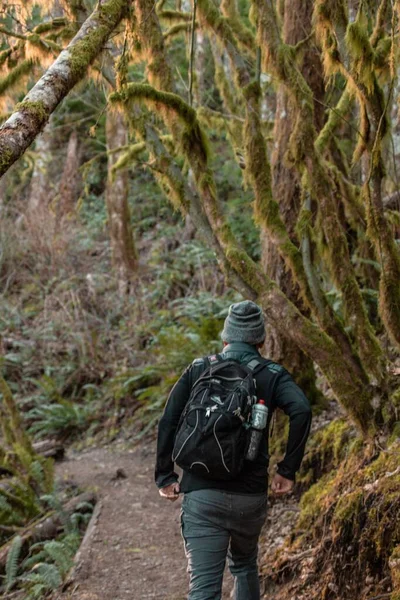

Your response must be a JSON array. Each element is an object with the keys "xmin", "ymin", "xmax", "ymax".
[
  {"xmin": 105, "ymin": 109, "xmax": 138, "ymax": 293},
  {"xmin": 111, "ymin": 0, "xmax": 383, "ymax": 438},
  {"xmin": 262, "ymin": 0, "xmax": 325, "ymax": 403}
]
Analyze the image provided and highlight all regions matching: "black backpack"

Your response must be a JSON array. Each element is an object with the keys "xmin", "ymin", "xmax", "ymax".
[{"xmin": 172, "ymin": 354, "xmax": 262, "ymax": 480}]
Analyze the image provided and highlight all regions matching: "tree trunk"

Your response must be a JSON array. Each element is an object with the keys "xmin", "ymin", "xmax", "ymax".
[
  {"xmin": 57, "ymin": 130, "xmax": 81, "ymax": 217},
  {"xmin": 27, "ymin": 119, "xmax": 55, "ymax": 214},
  {"xmin": 0, "ymin": 0, "xmax": 129, "ymax": 177},
  {"xmin": 261, "ymin": 0, "xmax": 325, "ymax": 402},
  {"xmin": 105, "ymin": 109, "xmax": 138, "ymax": 293}
]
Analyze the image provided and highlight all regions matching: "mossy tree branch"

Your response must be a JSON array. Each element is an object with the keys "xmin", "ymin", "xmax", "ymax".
[
  {"xmin": 110, "ymin": 0, "xmax": 385, "ymax": 436},
  {"xmin": 110, "ymin": 81, "xmax": 379, "ymax": 437},
  {"xmin": 0, "ymin": 0, "xmax": 130, "ymax": 177}
]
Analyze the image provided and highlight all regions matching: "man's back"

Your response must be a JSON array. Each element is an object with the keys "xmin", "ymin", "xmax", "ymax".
[{"xmin": 155, "ymin": 301, "xmax": 312, "ymax": 600}]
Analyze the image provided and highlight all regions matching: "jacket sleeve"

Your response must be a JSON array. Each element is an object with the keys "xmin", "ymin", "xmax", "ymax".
[
  {"xmin": 272, "ymin": 370, "xmax": 312, "ymax": 481},
  {"xmin": 155, "ymin": 365, "xmax": 192, "ymax": 489}
]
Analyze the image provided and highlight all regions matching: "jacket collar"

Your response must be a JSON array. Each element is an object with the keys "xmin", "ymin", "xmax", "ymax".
[{"xmin": 221, "ymin": 342, "xmax": 260, "ymax": 357}]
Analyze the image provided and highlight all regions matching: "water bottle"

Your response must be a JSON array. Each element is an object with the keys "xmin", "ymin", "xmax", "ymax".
[{"xmin": 245, "ymin": 400, "xmax": 268, "ymax": 461}]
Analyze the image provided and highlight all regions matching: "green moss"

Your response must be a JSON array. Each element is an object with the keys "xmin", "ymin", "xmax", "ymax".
[
  {"xmin": 220, "ymin": 0, "xmax": 255, "ymax": 54},
  {"xmin": 0, "ymin": 49, "xmax": 12, "ymax": 67},
  {"xmin": 0, "ymin": 148, "xmax": 13, "ymax": 173},
  {"xmin": 163, "ymin": 22, "xmax": 192, "ymax": 41},
  {"xmin": 33, "ymin": 17, "xmax": 66, "ymax": 34},
  {"xmin": 15, "ymin": 100, "xmax": 47, "ymax": 124},
  {"xmin": 333, "ymin": 489, "xmax": 363, "ymax": 525},
  {"xmin": 297, "ymin": 472, "xmax": 337, "ymax": 530},
  {"xmin": 110, "ymin": 142, "xmax": 147, "ymax": 178},
  {"xmin": 297, "ymin": 419, "xmax": 353, "ymax": 488},
  {"xmin": 374, "ymin": 36, "xmax": 392, "ymax": 71},
  {"xmin": 158, "ymin": 9, "xmax": 192, "ymax": 22},
  {"xmin": 27, "ymin": 33, "xmax": 41, "ymax": 44},
  {"xmin": 345, "ymin": 11, "xmax": 375, "ymax": 93},
  {"xmin": 110, "ymin": 84, "xmax": 210, "ymax": 164},
  {"xmin": 315, "ymin": 90, "xmax": 352, "ymax": 154},
  {"xmin": 0, "ymin": 59, "xmax": 35, "ymax": 96},
  {"xmin": 68, "ymin": 0, "xmax": 126, "ymax": 80},
  {"xmin": 390, "ymin": 545, "xmax": 400, "ymax": 592}
]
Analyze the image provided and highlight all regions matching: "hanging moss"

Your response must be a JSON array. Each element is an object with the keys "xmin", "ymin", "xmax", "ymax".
[
  {"xmin": 33, "ymin": 17, "xmax": 67, "ymax": 34},
  {"xmin": 0, "ymin": 59, "xmax": 35, "ymax": 96},
  {"xmin": 110, "ymin": 84, "xmax": 210, "ymax": 164},
  {"xmin": 196, "ymin": 0, "xmax": 249, "ymax": 87},
  {"xmin": 158, "ymin": 9, "xmax": 192, "ymax": 22},
  {"xmin": 0, "ymin": 49, "xmax": 12, "ymax": 67},
  {"xmin": 110, "ymin": 142, "xmax": 147, "ymax": 177},
  {"xmin": 163, "ymin": 22, "xmax": 193, "ymax": 41},
  {"xmin": 373, "ymin": 36, "xmax": 392, "ymax": 73},
  {"xmin": 220, "ymin": 0, "xmax": 256, "ymax": 54},
  {"xmin": 315, "ymin": 89, "xmax": 352, "ymax": 153},
  {"xmin": 313, "ymin": 0, "xmax": 347, "ymax": 78},
  {"xmin": 345, "ymin": 10, "xmax": 375, "ymax": 94},
  {"xmin": 370, "ymin": 0, "xmax": 389, "ymax": 48}
]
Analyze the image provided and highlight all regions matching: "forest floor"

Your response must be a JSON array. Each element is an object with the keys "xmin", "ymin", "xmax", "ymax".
[{"xmin": 53, "ymin": 442, "xmax": 299, "ymax": 600}]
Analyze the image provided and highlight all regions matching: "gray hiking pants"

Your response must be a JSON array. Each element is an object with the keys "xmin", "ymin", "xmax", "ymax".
[{"xmin": 180, "ymin": 489, "xmax": 267, "ymax": 600}]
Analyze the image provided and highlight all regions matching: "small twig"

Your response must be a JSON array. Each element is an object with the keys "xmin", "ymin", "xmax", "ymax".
[{"xmin": 366, "ymin": 594, "xmax": 392, "ymax": 600}]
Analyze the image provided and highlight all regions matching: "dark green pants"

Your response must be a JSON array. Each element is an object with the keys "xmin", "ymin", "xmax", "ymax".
[{"xmin": 181, "ymin": 489, "xmax": 267, "ymax": 600}]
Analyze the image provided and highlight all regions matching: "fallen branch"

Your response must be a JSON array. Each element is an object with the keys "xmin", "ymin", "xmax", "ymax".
[
  {"xmin": 0, "ymin": 491, "xmax": 96, "ymax": 572},
  {"xmin": 32, "ymin": 439, "xmax": 65, "ymax": 461},
  {"xmin": 62, "ymin": 499, "xmax": 103, "ymax": 588}
]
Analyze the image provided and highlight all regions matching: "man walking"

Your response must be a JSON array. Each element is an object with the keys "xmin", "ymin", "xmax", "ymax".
[{"xmin": 155, "ymin": 300, "xmax": 312, "ymax": 600}]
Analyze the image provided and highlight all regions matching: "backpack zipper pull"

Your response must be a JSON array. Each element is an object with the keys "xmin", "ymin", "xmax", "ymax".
[{"xmin": 206, "ymin": 405, "xmax": 218, "ymax": 418}]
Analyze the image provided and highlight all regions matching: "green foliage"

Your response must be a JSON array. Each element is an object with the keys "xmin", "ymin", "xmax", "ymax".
[
  {"xmin": 26, "ymin": 399, "xmax": 94, "ymax": 438},
  {"xmin": 5, "ymin": 535, "xmax": 22, "ymax": 592},
  {"xmin": 0, "ymin": 491, "xmax": 92, "ymax": 598}
]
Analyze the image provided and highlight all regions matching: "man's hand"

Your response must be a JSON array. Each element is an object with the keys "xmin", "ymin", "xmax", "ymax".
[
  {"xmin": 159, "ymin": 482, "xmax": 180, "ymax": 501},
  {"xmin": 271, "ymin": 473, "xmax": 294, "ymax": 496}
]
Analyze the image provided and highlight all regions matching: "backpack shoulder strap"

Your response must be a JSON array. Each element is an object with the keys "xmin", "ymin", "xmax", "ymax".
[{"xmin": 246, "ymin": 356, "xmax": 270, "ymax": 374}]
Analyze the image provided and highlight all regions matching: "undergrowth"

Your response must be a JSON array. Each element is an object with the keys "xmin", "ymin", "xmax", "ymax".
[{"xmin": 262, "ymin": 439, "xmax": 400, "ymax": 600}]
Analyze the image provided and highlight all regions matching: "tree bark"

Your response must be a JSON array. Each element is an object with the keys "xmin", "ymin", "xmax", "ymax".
[
  {"xmin": 27, "ymin": 118, "xmax": 55, "ymax": 213},
  {"xmin": 105, "ymin": 109, "xmax": 138, "ymax": 292},
  {"xmin": 57, "ymin": 130, "xmax": 81, "ymax": 217},
  {"xmin": 261, "ymin": 0, "xmax": 325, "ymax": 402},
  {"xmin": 0, "ymin": 0, "xmax": 129, "ymax": 177}
]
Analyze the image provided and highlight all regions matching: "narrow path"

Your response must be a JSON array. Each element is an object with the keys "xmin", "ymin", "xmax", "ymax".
[{"xmin": 55, "ymin": 444, "xmax": 234, "ymax": 600}]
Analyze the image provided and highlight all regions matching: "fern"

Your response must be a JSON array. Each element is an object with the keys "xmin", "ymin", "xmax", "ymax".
[
  {"xmin": 22, "ymin": 549, "xmax": 48, "ymax": 570},
  {"xmin": 21, "ymin": 562, "xmax": 62, "ymax": 590},
  {"xmin": 26, "ymin": 400, "xmax": 93, "ymax": 438},
  {"xmin": 5, "ymin": 535, "xmax": 22, "ymax": 591},
  {"xmin": 0, "ymin": 495, "xmax": 13, "ymax": 514},
  {"xmin": 29, "ymin": 460, "xmax": 45, "ymax": 489},
  {"xmin": 43, "ymin": 540, "xmax": 74, "ymax": 576}
]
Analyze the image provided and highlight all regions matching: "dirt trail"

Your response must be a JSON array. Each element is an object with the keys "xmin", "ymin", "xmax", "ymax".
[{"xmin": 55, "ymin": 443, "xmax": 234, "ymax": 600}]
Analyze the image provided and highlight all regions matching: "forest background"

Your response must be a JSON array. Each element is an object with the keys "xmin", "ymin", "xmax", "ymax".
[{"xmin": 0, "ymin": 0, "xmax": 400, "ymax": 598}]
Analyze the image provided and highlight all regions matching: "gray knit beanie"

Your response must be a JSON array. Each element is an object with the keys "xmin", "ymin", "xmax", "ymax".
[{"xmin": 221, "ymin": 300, "xmax": 265, "ymax": 345}]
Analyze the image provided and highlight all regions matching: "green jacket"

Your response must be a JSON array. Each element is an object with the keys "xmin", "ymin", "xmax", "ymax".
[{"xmin": 155, "ymin": 342, "xmax": 312, "ymax": 494}]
